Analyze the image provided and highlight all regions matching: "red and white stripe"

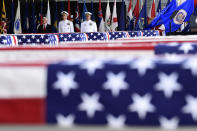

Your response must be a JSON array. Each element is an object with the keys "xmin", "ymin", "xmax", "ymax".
[
  {"xmin": 0, "ymin": 65, "xmax": 46, "ymax": 124},
  {"xmin": 127, "ymin": 0, "xmax": 133, "ymax": 20}
]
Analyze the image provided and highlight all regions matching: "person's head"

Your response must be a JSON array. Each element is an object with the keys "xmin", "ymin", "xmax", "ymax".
[
  {"xmin": 61, "ymin": 11, "xmax": 69, "ymax": 20},
  {"xmin": 85, "ymin": 12, "xmax": 92, "ymax": 21},
  {"xmin": 43, "ymin": 17, "xmax": 48, "ymax": 24}
]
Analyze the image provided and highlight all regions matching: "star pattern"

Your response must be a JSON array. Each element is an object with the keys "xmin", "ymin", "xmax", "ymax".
[
  {"xmin": 1, "ymin": 31, "xmax": 155, "ymax": 45},
  {"xmin": 56, "ymin": 114, "xmax": 75, "ymax": 127},
  {"xmin": 130, "ymin": 58, "xmax": 155, "ymax": 76},
  {"xmin": 155, "ymin": 43, "xmax": 197, "ymax": 55},
  {"xmin": 53, "ymin": 71, "xmax": 78, "ymax": 96},
  {"xmin": 128, "ymin": 93, "xmax": 155, "ymax": 119},
  {"xmin": 159, "ymin": 116, "xmax": 179, "ymax": 130},
  {"xmin": 103, "ymin": 72, "xmax": 129, "ymax": 97},
  {"xmin": 78, "ymin": 93, "xmax": 104, "ymax": 118},
  {"xmin": 182, "ymin": 95, "xmax": 197, "ymax": 121},
  {"xmin": 179, "ymin": 44, "xmax": 194, "ymax": 54},
  {"xmin": 106, "ymin": 114, "xmax": 126, "ymax": 128},
  {"xmin": 47, "ymin": 57, "xmax": 197, "ymax": 127},
  {"xmin": 154, "ymin": 72, "xmax": 182, "ymax": 98},
  {"xmin": 182, "ymin": 58, "xmax": 197, "ymax": 76},
  {"xmin": 80, "ymin": 60, "xmax": 104, "ymax": 76}
]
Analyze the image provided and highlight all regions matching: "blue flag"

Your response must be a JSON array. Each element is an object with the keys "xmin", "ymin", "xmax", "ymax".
[
  {"xmin": 157, "ymin": 0, "xmax": 162, "ymax": 14},
  {"xmin": 8, "ymin": 0, "xmax": 14, "ymax": 34},
  {"xmin": 91, "ymin": 0, "xmax": 95, "ymax": 21},
  {"xmin": 60, "ymin": 1, "xmax": 65, "ymax": 12},
  {"xmin": 30, "ymin": 0, "xmax": 37, "ymax": 33},
  {"xmin": 53, "ymin": 0, "xmax": 58, "ymax": 33},
  {"xmin": 135, "ymin": 0, "xmax": 147, "ymax": 30},
  {"xmin": 119, "ymin": 0, "xmax": 126, "ymax": 31},
  {"xmin": 167, "ymin": 0, "xmax": 171, "ymax": 6},
  {"xmin": 82, "ymin": 0, "xmax": 88, "ymax": 21},
  {"xmin": 147, "ymin": 0, "xmax": 194, "ymax": 33},
  {"xmin": 23, "ymin": 0, "xmax": 29, "ymax": 33},
  {"xmin": 193, "ymin": 5, "xmax": 197, "ymax": 16}
]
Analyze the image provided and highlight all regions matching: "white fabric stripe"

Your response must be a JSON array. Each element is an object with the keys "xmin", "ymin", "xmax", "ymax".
[{"xmin": 0, "ymin": 67, "xmax": 46, "ymax": 98}]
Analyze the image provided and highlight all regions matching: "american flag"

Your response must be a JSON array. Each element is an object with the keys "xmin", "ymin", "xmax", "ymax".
[
  {"xmin": 142, "ymin": 30, "xmax": 160, "ymax": 37},
  {"xmin": 0, "ymin": 35, "xmax": 17, "ymax": 46},
  {"xmin": 16, "ymin": 34, "xmax": 59, "ymax": 45},
  {"xmin": 108, "ymin": 32, "xmax": 128, "ymax": 40},
  {"xmin": 127, "ymin": 31, "xmax": 142, "ymax": 37},
  {"xmin": 59, "ymin": 33, "xmax": 87, "ymax": 43},
  {"xmin": 47, "ymin": 57, "xmax": 197, "ymax": 129},
  {"xmin": 0, "ymin": 31, "xmax": 160, "ymax": 45},
  {"xmin": 86, "ymin": 32, "xmax": 107, "ymax": 41},
  {"xmin": 155, "ymin": 43, "xmax": 197, "ymax": 55},
  {"xmin": 74, "ymin": 1, "xmax": 80, "ymax": 32}
]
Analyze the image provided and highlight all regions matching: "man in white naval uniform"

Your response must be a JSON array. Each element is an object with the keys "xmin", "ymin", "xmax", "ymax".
[
  {"xmin": 58, "ymin": 11, "xmax": 74, "ymax": 33},
  {"xmin": 81, "ymin": 12, "xmax": 97, "ymax": 32}
]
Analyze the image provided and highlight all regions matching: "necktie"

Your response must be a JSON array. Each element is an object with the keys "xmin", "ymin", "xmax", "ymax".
[{"xmin": 44, "ymin": 25, "xmax": 46, "ymax": 32}]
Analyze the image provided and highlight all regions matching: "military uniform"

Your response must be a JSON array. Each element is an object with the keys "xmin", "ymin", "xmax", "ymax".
[
  {"xmin": 81, "ymin": 20, "xmax": 97, "ymax": 32},
  {"xmin": 58, "ymin": 20, "xmax": 74, "ymax": 33}
]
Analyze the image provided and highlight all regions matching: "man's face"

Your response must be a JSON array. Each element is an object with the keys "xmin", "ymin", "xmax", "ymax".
[
  {"xmin": 86, "ymin": 15, "xmax": 91, "ymax": 21},
  {"xmin": 63, "ymin": 14, "xmax": 68, "ymax": 20},
  {"xmin": 43, "ymin": 18, "xmax": 48, "ymax": 24}
]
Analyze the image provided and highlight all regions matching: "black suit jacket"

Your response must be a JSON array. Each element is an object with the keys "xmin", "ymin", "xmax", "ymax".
[{"xmin": 37, "ymin": 24, "xmax": 53, "ymax": 33}]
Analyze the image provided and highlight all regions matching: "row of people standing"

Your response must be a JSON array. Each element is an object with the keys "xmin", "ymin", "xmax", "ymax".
[{"xmin": 37, "ymin": 11, "xmax": 97, "ymax": 33}]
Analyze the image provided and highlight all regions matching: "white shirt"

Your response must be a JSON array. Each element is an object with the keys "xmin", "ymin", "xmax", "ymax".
[
  {"xmin": 58, "ymin": 20, "xmax": 74, "ymax": 33},
  {"xmin": 81, "ymin": 20, "xmax": 97, "ymax": 32}
]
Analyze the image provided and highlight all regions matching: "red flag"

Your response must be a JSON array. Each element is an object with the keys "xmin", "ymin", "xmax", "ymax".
[
  {"xmin": 128, "ymin": 0, "xmax": 132, "ymax": 13},
  {"xmin": 111, "ymin": 0, "xmax": 118, "ymax": 31},
  {"xmin": 195, "ymin": 0, "xmax": 197, "ymax": 7},
  {"xmin": 67, "ymin": 0, "xmax": 71, "ymax": 20},
  {"xmin": 133, "ymin": 0, "xmax": 139, "ymax": 21},
  {"xmin": 98, "ymin": 0, "xmax": 105, "ymax": 32},
  {"xmin": 148, "ymin": 0, "xmax": 156, "ymax": 18}
]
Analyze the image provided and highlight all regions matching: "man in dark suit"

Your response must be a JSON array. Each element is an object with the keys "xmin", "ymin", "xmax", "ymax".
[{"xmin": 37, "ymin": 17, "xmax": 53, "ymax": 33}]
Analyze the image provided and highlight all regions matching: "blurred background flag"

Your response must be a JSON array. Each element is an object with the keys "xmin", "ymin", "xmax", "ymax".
[
  {"xmin": 23, "ymin": 0, "xmax": 29, "ymax": 33},
  {"xmin": 91, "ymin": 0, "xmax": 95, "ymax": 21},
  {"xmin": 147, "ymin": 0, "xmax": 194, "ymax": 33},
  {"xmin": 194, "ymin": 3, "xmax": 197, "ymax": 16},
  {"xmin": 195, "ymin": 0, "xmax": 197, "ymax": 8},
  {"xmin": 111, "ymin": 0, "xmax": 118, "ymax": 31},
  {"xmin": 60, "ymin": 0, "xmax": 65, "ymax": 12},
  {"xmin": 46, "ymin": 0, "xmax": 51, "ymax": 25},
  {"xmin": 1, "ymin": 0, "xmax": 6, "ymax": 19},
  {"xmin": 40, "ymin": 0, "xmax": 43, "ymax": 25},
  {"xmin": 127, "ymin": 0, "xmax": 134, "ymax": 31},
  {"xmin": 148, "ymin": 0, "xmax": 156, "ymax": 19},
  {"xmin": 133, "ymin": 0, "xmax": 140, "ymax": 27},
  {"xmin": 30, "ymin": 0, "xmax": 36, "ymax": 33},
  {"xmin": 98, "ymin": 0, "xmax": 105, "ymax": 32},
  {"xmin": 105, "ymin": 0, "xmax": 111, "ymax": 31},
  {"xmin": 135, "ymin": 0, "xmax": 147, "ymax": 30},
  {"xmin": 53, "ymin": 0, "xmax": 58, "ymax": 32},
  {"xmin": 166, "ymin": 0, "xmax": 171, "ymax": 6},
  {"xmin": 67, "ymin": 0, "xmax": 71, "ymax": 20},
  {"xmin": 82, "ymin": 0, "xmax": 88, "ymax": 22},
  {"xmin": 8, "ymin": 0, "xmax": 14, "ymax": 34},
  {"xmin": 119, "ymin": 0, "xmax": 126, "ymax": 31},
  {"xmin": 157, "ymin": 0, "xmax": 162, "ymax": 15},
  {"xmin": 74, "ymin": 0, "xmax": 81, "ymax": 32},
  {"xmin": 14, "ymin": 0, "xmax": 22, "ymax": 34}
]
